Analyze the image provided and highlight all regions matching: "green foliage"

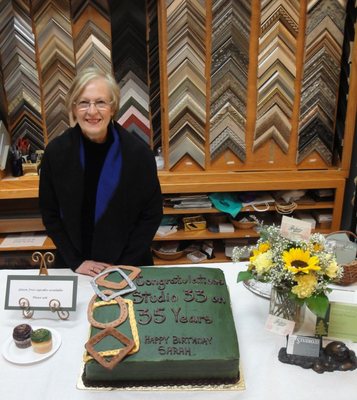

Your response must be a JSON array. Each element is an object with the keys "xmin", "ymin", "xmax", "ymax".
[
  {"xmin": 237, "ymin": 270, "xmax": 253, "ymax": 283},
  {"xmin": 305, "ymin": 293, "xmax": 330, "ymax": 319}
]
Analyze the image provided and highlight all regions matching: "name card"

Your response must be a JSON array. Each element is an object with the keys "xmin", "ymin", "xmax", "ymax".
[
  {"xmin": 286, "ymin": 335, "xmax": 321, "ymax": 357},
  {"xmin": 5, "ymin": 275, "xmax": 78, "ymax": 311},
  {"xmin": 265, "ymin": 314, "xmax": 296, "ymax": 336},
  {"xmin": 316, "ymin": 302, "xmax": 357, "ymax": 342},
  {"xmin": 280, "ymin": 216, "xmax": 312, "ymax": 241}
]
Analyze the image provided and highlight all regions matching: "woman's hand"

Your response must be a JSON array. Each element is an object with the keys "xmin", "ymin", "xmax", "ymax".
[{"xmin": 75, "ymin": 260, "xmax": 112, "ymax": 276}]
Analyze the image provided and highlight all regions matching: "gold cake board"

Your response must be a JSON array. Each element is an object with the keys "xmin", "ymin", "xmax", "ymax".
[{"xmin": 76, "ymin": 362, "xmax": 245, "ymax": 392}]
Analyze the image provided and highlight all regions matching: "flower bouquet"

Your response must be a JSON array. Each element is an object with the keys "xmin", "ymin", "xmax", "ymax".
[{"xmin": 233, "ymin": 223, "xmax": 343, "ymax": 318}]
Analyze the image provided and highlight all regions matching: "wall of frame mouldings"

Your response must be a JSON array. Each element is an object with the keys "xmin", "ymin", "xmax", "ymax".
[{"xmin": 0, "ymin": 0, "xmax": 355, "ymax": 173}]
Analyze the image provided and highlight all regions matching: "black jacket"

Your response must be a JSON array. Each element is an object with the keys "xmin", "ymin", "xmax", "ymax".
[{"xmin": 39, "ymin": 122, "xmax": 163, "ymax": 270}]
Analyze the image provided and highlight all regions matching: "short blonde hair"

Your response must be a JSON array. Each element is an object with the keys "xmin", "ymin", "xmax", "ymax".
[{"xmin": 66, "ymin": 67, "xmax": 120, "ymax": 120}]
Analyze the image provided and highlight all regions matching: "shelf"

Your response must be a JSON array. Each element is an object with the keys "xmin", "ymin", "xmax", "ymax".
[
  {"xmin": 154, "ymin": 249, "xmax": 231, "ymax": 265},
  {"xmin": 0, "ymin": 170, "xmax": 346, "ymax": 199},
  {"xmin": 154, "ymin": 228, "xmax": 259, "ymax": 241},
  {"xmin": 0, "ymin": 217, "xmax": 44, "ymax": 233},
  {"xmin": 163, "ymin": 201, "xmax": 334, "ymax": 215},
  {"xmin": 153, "ymin": 240, "xmax": 232, "ymax": 265},
  {"xmin": 158, "ymin": 170, "xmax": 347, "ymax": 193},
  {"xmin": 155, "ymin": 225, "xmax": 331, "ymax": 240},
  {"xmin": 163, "ymin": 207, "xmax": 218, "ymax": 214},
  {"xmin": 0, "ymin": 175, "xmax": 39, "ymax": 199}
]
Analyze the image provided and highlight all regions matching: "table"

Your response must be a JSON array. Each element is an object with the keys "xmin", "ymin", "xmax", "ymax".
[{"xmin": 0, "ymin": 263, "xmax": 356, "ymax": 400}]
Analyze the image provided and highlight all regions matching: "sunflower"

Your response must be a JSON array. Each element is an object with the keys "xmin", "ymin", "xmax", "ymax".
[{"xmin": 282, "ymin": 247, "xmax": 321, "ymax": 274}]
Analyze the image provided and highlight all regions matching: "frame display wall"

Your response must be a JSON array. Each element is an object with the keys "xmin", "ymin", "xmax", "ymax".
[{"xmin": 0, "ymin": 0, "xmax": 355, "ymax": 175}]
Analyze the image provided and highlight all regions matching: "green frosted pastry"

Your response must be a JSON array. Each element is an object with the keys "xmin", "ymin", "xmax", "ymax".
[{"xmin": 31, "ymin": 328, "xmax": 52, "ymax": 353}]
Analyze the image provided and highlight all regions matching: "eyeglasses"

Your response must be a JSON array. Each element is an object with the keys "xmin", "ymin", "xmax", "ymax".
[{"xmin": 74, "ymin": 100, "xmax": 113, "ymax": 111}]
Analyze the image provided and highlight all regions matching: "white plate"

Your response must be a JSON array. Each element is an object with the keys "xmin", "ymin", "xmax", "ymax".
[{"xmin": 2, "ymin": 327, "xmax": 61, "ymax": 365}]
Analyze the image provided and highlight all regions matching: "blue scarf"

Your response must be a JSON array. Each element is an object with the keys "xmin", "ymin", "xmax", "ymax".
[{"xmin": 79, "ymin": 123, "xmax": 122, "ymax": 223}]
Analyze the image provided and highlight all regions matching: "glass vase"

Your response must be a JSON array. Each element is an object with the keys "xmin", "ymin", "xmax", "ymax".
[{"xmin": 269, "ymin": 286, "xmax": 305, "ymax": 331}]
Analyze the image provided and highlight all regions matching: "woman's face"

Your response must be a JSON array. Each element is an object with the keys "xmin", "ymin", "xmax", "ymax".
[{"xmin": 73, "ymin": 77, "xmax": 114, "ymax": 143}]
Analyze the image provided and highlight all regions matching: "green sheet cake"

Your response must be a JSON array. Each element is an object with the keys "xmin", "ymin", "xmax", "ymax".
[{"xmin": 83, "ymin": 266, "xmax": 240, "ymax": 387}]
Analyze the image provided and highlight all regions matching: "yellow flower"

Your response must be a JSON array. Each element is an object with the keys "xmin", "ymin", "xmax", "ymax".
[
  {"xmin": 258, "ymin": 242, "xmax": 270, "ymax": 252},
  {"xmin": 251, "ymin": 250, "xmax": 273, "ymax": 275},
  {"xmin": 325, "ymin": 258, "xmax": 339, "ymax": 279},
  {"xmin": 249, "ymin": 242, "xmax": 270, "ymax": 263},
  {"xmin": 313, "ymin": 243, "xmax": 323, "ymax": 252},
  {"xmin": 282, "ymin": 247, "xmax": 321, "ymax": 274},
  {"xmin": 292, "ymin": 274, "xmax": 318, "ymax": 298}
]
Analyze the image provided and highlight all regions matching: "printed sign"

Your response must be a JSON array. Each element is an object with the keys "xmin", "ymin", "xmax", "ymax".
[
  {"xmin": 280, "ymin": 216, "xmax": 312, "ymax": 241},
  {"xmin": 265, "ymin": 314, "xmax": 296, "ymax": 336},
  {"xmin": 286, "ymin": 335, "xmax": 321, "ymax": 357},
  {"xmin": 5, "ymin": 275, "xmax": 78, "ymax": 311},
  {"xmin": 316, "ymin": 302, "xmax": 357, "ymax": 342}
]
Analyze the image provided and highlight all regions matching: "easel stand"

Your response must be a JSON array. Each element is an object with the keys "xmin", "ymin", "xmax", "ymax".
[
  {"xmin": 18, "ymin": 251, "xmax": 70, "ymax": 320},
  {"xmin": 18, "ymin": 297, "xmax": 70, "ymax": 320}
]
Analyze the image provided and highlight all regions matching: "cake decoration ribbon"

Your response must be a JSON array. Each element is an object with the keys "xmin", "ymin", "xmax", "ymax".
[
  {"xmin": 95, "ymin": 265, "xmax": 141, "ymax": 290},
  {"xmin": 90, "ymin": 268, "xmax": 138, "ymax": 301},
  {"xmin": 87, "ymin": 291, "xmax": 128, "ymax": 329},
  {"xmin": 85, "ymin": 326, "xmax": 135, "ymax": 370},
  {"xmin": 84, "ymin": 299, "xmax": 140, "ymax": 365},
  {"xmin": 86, "ymin": 268, "xmax": 141, "ymax": 370}
]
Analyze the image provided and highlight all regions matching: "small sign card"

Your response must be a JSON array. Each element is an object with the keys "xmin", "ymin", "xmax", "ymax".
[
  {"xmin": 316, "ymin": 302, "xmax": 357, "ymax": 342},
  {"xmin": 286, "ymin": 335, "xmax": 321, "ymax": 357},
  {"xmin": 265, "ymin": 314, "xmax": 296, "ymax": 336},
  {"xmin": 0, "ymin": 233, "xmax": 47, "ymax": 248},
  {"xmin": 280, "ymin": 216, "xmax": 312, "ymax": 241},
  {"xmin": 5, "ymin": 275, "xmax": 78, "ymax": 311}
]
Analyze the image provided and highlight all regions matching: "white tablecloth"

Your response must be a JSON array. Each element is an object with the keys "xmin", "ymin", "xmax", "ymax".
[{"xmin": 0, "ymin": 263, "xmax": 356, "ymax": 400}]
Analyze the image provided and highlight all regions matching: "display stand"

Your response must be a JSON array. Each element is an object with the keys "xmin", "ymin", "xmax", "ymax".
[
  {"xmin": 32, "ymin": 250, "xmax": 54, "ymax": 275},
  {"xmin": 18, "ymin": 297, "xmax": 69, "ymax": 320},
  {"xmin": 18, "ymin": 297, "xmax": 33, "ymax": 318},
  {"xmin": 49, "ymin": 299, "xmax": 70, "ymax": 320},
  {"xmin": 17, "ymin": 250, "xmax": 70, "ymax": 320}
]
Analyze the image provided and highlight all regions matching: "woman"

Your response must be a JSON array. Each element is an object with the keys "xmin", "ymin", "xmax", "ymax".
[{"xmin": 39, "ymin": 67, "xmax": 163, "ymax": 276}]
